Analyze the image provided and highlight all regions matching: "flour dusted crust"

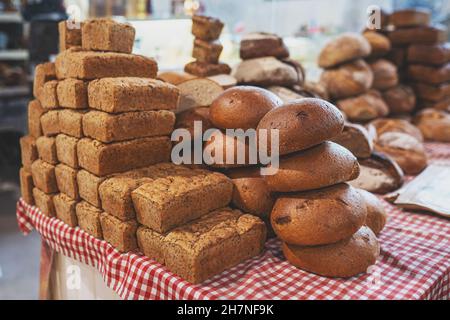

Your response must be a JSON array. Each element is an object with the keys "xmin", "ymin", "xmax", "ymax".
[
  {"xmin": 100, "ymin": 213, "xmax": 138, "ymax": 252},
  {"xmin": 414, "ymin": 108, "xmax": 450, "ymax": 142},
  {"xmin": 370, "ymin": 118, "xmax": 424, "ymax": 142},
  {"xmin": 53, "ymin": 193, "xmax": 78, "ymax": 227},
  {"xmin": 31, "ymin": 160, "xmax": 58, "ymax": 194},
  {"xmin": 82, "ymin": 19, "xmax": 135, "ymax": 54},
  {"xmin": 55, "ymin": 164, "xmax": 79, "ymax": 200},
  {"xmin": 318, "ymin": 33, "xmax": 371, "ymax": 68}
]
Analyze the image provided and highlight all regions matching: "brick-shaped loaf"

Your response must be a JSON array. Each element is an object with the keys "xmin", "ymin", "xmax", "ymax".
[
  {"xmin": 82, "ymin": 110, "xmax": 175, "ymax": 143},
  {"xmin": 192, "ymin": 15, "xmax": 224, "ymax": 41},
  {"xmin": 55, "ymin": 164, "xmax": 79, "ymax": 200},
  {"xmin": 76, "ymin": 201, "xmax": 103, "ymax": 238},
  {"xmin": 33, "ymin": 188, "xmax": 56, "ymax": 217},
  {"xmin": 132, "ymin": 171, "xmax": 233, "ymax": 233},
  {"xmin": 184, "ymin": 61, "xmax": 231, "ymax": 77},
  {"xmin": 137, "ymin": 208, "xmax": 267, "ymax": 283},
  {"xmin": 53, "ymin": 193, "xmax": 78, "ymax": 227},
  {"xmin": 82, "ymin": 19, "xmax": 135, "ymax": 54},
  {"xmin": 58, "ymin": 109, "xmax": 85, "ymax": 138},
  {"xmin": 59, "ymin": 20, "xmax": 82, "ymax": 51},
  {"xmin": 40, "ymin": 80, "xmax": 59, "ymax": 109},
  {"xmin": 20, "ymin": 136, "xmax": 38, "ymax": 170},
  {"xmin": 31, "ymin": 160, "xmax": 58, "ymax": 194},
  {"xmin": 20, "ymin": 168, "xmax": 35, "ymax": 205},
  {"xmin": 55, "ymin": 134, "xmax": 79, "ymax": 168},
  {"xmin": 28, "ymin": 100, "xmax": 46, "ymax": 138},
  {"xmin": 100, "ymin": 213, "xmax": 138, "ymax": 252},
  {"xmin": 41, "ymin": 110, "xmax": 60, "ymax": 137},
  {"xmin": 77, "ymin": 170, "xmax": 107, "ymax": 208},
  {"xmin": 88, "ymin": 78, "xmax": 179, "ymax": 113},
  {"xmin": 36, "ymin": 136, "xmax": 58, "ymax": 165},
  {"xmin": 77, "ymin": 137, "xmax": 172, "ymax": 176},
  {"xmin": 55, "ymin": 49, "xmax": 157, "ymax": 80},
  {"xmin": 57, "ymin": 79, "xmax": 89, "ymax": 109},
  {"xmin": 33, "ymin": 62, "xmax": 56, "ymax": 99},
  {"xmin": 193, "ymin": 39, "xmax": 223, "ymax": 64}
]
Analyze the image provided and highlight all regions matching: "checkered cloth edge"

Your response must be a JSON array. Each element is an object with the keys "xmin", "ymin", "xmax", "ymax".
[{"xmin": 16, "ymin": 143, "xmax": 450, "ymax": 300}]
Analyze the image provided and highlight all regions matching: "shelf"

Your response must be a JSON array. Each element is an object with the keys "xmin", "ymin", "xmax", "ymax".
[
  {"xmin": 0, "ymin": 12, "xmax": 22, "ymax": 23},
  {"xmin": 0, "ymin": 50, "xmax": 28, "ymax": 61},
  {"xmin": 0, "ymin": 86, "xmax": 30, "ymax": 98}
]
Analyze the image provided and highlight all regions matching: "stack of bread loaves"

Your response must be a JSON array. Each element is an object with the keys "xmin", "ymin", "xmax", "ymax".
[
  {"xmin": 320, "ymin": 33, "xmax": 389, "ymax": 123},
  {"xmin": 22, "ymin": 19, "xmax": 268, "ymax": 284}
]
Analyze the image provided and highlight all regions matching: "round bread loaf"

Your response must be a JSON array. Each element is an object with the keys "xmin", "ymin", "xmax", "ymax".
[
  {"xmin": 210, "ymin": 86, "xmax": 282, "ymax": 130},
  {"xmin": 283, "ymin": 226, "xmax": 380, "ymax": 278},
  {"xmin": 383, "ymin": 85, "xmax": 416, "ymax": 115},
  {"xmin": 370, "ymin": 118, "xmax": 424, "ymax": 142},
  {"xmin": 390, "ymin": 9, "xmax": 431, "ymax": 28},
  {"xmin": 414, "ymin": 108, "xmax": 450, "ymax": 142},
  {"xmin": 271, "ymin": 184, "xmax": 367, "ymax": 246},
  {"xmin": 175, "ymin": 107, "xmax": 212, "ymax": 140},
  {"xmin": 337, "ymin": 90, "xmax": 389, "ymax": 122},
  {"xmin": 321, "ymin": 59, "xmax": 374, "ymax": 99},
  {"xmin": 370, "ymin": 59, "xmax": 399, "ymax": 90},
  {"xmin": 318, "ymin": 33, "xmax": 371, "ymax": 68},
  {"xmin": 359, "ymin": 189, "xmax": 387, "ymax": 236},
  {"xmin": 257, "ymin": 98, "xmax": 345, "ymax": 156},
  {"xmin": 363, "ymin": 31, "xmax": 391, "ymax": 58},
  {"xmin": 332, "ymin": 123, "xmax": 374, "ymax": 159},
  {"xmin": 232, "ymin": 177, "xmax": 274, "ymax": 218},
  {"xmin": 265, "ymin": 142, "xmax": 360, "ymax": 192},
  {"xmin": 157, "ymin": 71, "xmax": 195, "ymax": 85}
]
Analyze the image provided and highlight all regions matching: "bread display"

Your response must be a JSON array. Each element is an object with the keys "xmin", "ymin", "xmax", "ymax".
[
  {"xmin": 336, "ymin": 90, "xmax": 389, "ymax": 122},
  {"xmin": 53, "ymin": 193, "xmax": 78, "ymax": 227},
  {"xmin": 318, "ymin": 33, "xmax": 371, "ymax": 68},
  {"xmin": 331, "ymin": 123, "xmax": 374, "ymax": 159},
  {"xmin": 36, "ymin": 136, "xmax": 58, "ymax": 165},
  {"xmin": 414, "ymin": 108, "xmax": 450, "ymax": 142},
  {"xmin": 382, "ymin": 85, "xmax": 416, "ymax": 115},
  {"xmin": 358, "ymin": 189, "xmax": 387, "ymax": 236},
  {"xmin": 82, "ymin": 19, "xmax": 135, "ymax": 54},
  {"xmin": 210, "ymin": 86, "xmax": 282, "ymax": 130},
  {"xmin": 370, "ymin": 59, "xmax": 399, "ymax": 90},
  {"xmin": 283, "ymin": 226, "xmax": 380, "ymax": 278},
  {"xmin": 240, "ymin": 32, "xmax": 289, "ymax": 60},
  {"xmin": 389, "ymin": 8, "xmax": 431, "ymax": 27},
  {"xmin": 407, "ymin": 43, "xmax": 450, "ymax": 66},
  {"xmin": 363, "ymin": 31, "xmax": 391, "ymax": 58}
]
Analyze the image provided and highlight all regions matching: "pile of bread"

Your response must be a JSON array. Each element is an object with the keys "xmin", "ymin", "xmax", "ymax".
[{"xmin": 19, "ymin": 18, "xmax": 271, "ymax": 284}]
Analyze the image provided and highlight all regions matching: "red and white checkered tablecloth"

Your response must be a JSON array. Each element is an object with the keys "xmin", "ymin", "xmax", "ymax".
[{"xmin": 16, "ymin": 143, "xmax": 450, "ymax": 300}]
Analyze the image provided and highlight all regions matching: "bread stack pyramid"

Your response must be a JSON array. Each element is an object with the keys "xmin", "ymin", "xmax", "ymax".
[{"xmin": 20, "ymin": 19, "xmax": 267, "ymax": 284}]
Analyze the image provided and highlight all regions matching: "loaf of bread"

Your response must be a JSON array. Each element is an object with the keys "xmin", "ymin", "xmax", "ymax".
[
  {"xmin": 358, "ymin": 189, "xmax": 387, "ymax": 236},
  {"xmin": 82, "ymin": 19, "xmax": 135, "ymax": 54},
  {"xmin": 55, "ymin": 164, "xmax": 79, "ymax": 200},
  {"xmin": 28, "ymin": 100, "xmax": 46, "ymax": 138},
  {"xmin": 390, "ymin": 8, "xmax": 431, "ymax": 27},
  {"xmin": 20, "ymin": 168, "xmax": 34, "ymax": 205},
  {"xmin": 53, "ymin": 193, "xmax": 78, "ymax": 227},
  {"xmin": 191, "ymin": 15, "xmax": 224, "ymax": 41},
  {"xmin": 36, "ymin": 136, "xmax": 58, "ymax": 165},
  {"xmin": 192, "ymin": 39, "xmax": 223, "ymax": 64},
  {"xmin": 20, "ymin": 136, "xmax": 38, "ymax": 170},
  {"xmin": 231, "ymin": 177, "xmax": 274, "ymax": 218},
  {"xmin": 283, "ymin": 226, "xmax": 380, "ymax": 278},
  {"xmin": 414, "ymin": 108, "xmax": 450, "ymax": 142},
  {"xmin": 132, "ymin": 171, "xmax": 233, "ymax": 233},
  {"xmin": 55, "ymin": 134, "xmax": 79, "ymax": 168},
  {"xmin": 40, "ymin": 110, "xmax": 60, "ymax": 137},
  {"xmin": 407, "ymin": 43, "xmax": 450, "ymax": 66},
  {"xmin": 175, "ymin": 107, "xmax": 212, "ymax": 140},
  {"xmin": 318, "ymin": 33, "xmax": 371, "ymax": 68},
  {"xmin": 208, "ymin": 74, "xmax": 238, "ymax": 89},
  {"xmin": 31, "ymin": 160, "xmax": 58, "ymax": 194},
  {"xmin": 272, "ymin": 184, "xmax": 367, "ymax": 246},
  {"xmin": 387, "ymin": 47, "xmax": 408, "ymax": 68},
  {"xmin": 75, "ymin": 201, "xmax": 103, "ymax": 238},
  {"xmin": 370, "ymin": 118, "xmax": 424, "ymax": 142},
  {"xmin": 382, "ymin": 85, "xmax": 416, "ymax": 115},
  {"xmin": 58, "ymin": 20, "xmax": 82, "ymax": 51},
  {"xmin": 413, "ymin": 82, "xmax": 450, "ymax": 102},
  {"xmin": 267, "ymin": 86, "xmax": 303, "ymax": 103},
  {"xmin": 55, "ymin": 49, "xmax": 157, "ymax": 80},
  {"xmin": 257, "ymin": 98, "xmax": 345, "ymax": 156},
  {"xmin": 210, "ymin": 86, "xmax": 282, "ymax": 130},
  {"xmin": 137, "ymin": 208, "xmax": 266, "ymax": 284},
  {"xmin": 408, "ymin": 63, "xmax": 450, "ymax": 85},
  {"xmin": 57, "ymin": 79, "xmax": 88, "ymax": 109},
  {"xmin": 331, "ymin": 123, "xmax": 374, "ymax": 159},
  {"xmin": 419, "ymin": 97, "xmax": 450, "ymax": 112},
  {"xmin": 58, "ymin": 109, "xmax": 85, "ymax": 138},
  {"xmin": 370, "ymin": 59, "xmax": 398, "ymax": 90},
  {"xmin": 33, "ymin": 188, "xmax": 56, "ymax": 217},
  {"xmin": 40, "ymin": 80, "xmax": 59, "ymax": 109},
  {"xmin": 77, "ymin": 137, "xmax": 171, "ymax": 176},
  {"xmin": 337, "ymin": 90, "xmax": 389, "ymax": 122},
  {"xmin": 82, "ymin": 110, "xmax": 175, "ymax": 143},
  {"xmin": 77, "ymin": 170, "xmax": 107, "ymax": 208},
  {"xmin": 363, "ymin": 31, "xmax": 391, "ymax": 58},
  {"xmin": 388, "ymin": 24, "xmax": 448, "ymax": 45},
  {"xmin": 177, "ymin": 78, "xmax": 224, "ymax": 113},
  {"xmin": 33, "ymin": 62, "xmax": 56, "ymax": 99},
  {"xmin": 100, "ymin": 213, "xmax": 138, "ymax": 252},
  {"xmin": 185, "ymin": 61, "xmax": 231, "ymax": 77},
  {"xmin": 240, "ymin": 32, "xmax": 289, "ymax": 60}
]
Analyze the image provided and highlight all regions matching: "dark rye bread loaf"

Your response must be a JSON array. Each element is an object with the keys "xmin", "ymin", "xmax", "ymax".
[
  {"xmin": 331, "ymin": 123, "xmax": 374, "ymax": 159},
  {"xmin": 407, "ymin": 43, "xmax": 450, "ymax": 66},
  {"xmin": 231, "ymin": 177, "xmax": 274, "ymax": 219},
  {"xmin": 283, "ymin": 226, "xmax": 380, "ymax": 278},
  {"xmin": 389, "ymin": 9, "xmax": 431, "ymax": 28},
  {"xmin": 257, "ymin": 98, "xmax": 345, "ymax": 156},
  {"xmin": 271, "ymin": 184, "xmax": 367, "ymax": 246}
]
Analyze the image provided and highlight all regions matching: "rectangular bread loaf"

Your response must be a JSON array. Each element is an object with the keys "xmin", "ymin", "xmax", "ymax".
[
  {"xmin": 33, "ymin": 188, "xmax": 56, "ymax": 217},
  {"xmin": 20, "ymin": 136, "xmax": 38, "ymax": 170},
  {"xmin": 88, "ymin": 78, "xmax": 179, "ymax": 113},
  {"xmin": 59, "ymin": 109, "xmax": 85, "ymax": 138},
  {"xmin": 31, "ymin": 160, "xmax": 58, "ymax": 194},
  {"xmin": 40, "ymin": 80, "xmax": 59, "ymax": 109},
  {"xmin": 100, "ymin": 213, "xmax": 138, "ymax": 252},
  {"xmin": 28, "ymin": 100, "xmax": 46, "ymax": 138},
  {"xmin": 191, "ymin": 15, "xmax": 224, "ymax": 41},
  {"xmin": 192, "ymin": 39, "xmax": 223, "ymax": 64},
  {"xmin": 77, "ymin": 137, "xmax": 172, "ymax": 176},
  {"xmin": 57, "ymin": 78, "xmax": 89, "ymax": 109},
  {"xmin": 55, "ymin": 49, "xmax": 157, "ymax": 80},
  {"xmin": 36, "ymin": 136, "xmax": 58, "ymax": 165},
  {"xmin": 59, "ymin": 20, "xmax": 82, "ymax": 51},
  {"xmin": 33, "ymin": 62, "xmax": 56, "ymax": 99},
  {"xmin": 41, "ymin": 110, "xmax": 60, "ymax": 137},
  {"xmin": 132, "ymin": 171, "xmax": 233, "ymax": 233},
  {"xmin": 53, "ymin": 193, "xmax": 78, "ymax": 227},
  {"xmin": 137, "ymin": 208, "xmax": 267, "ymax": 283},
  {"xmin": 82, "ymin": 19, "xmax": 135, "ymax": 54},
  {"xmin": 75, "ymin": 201, "xmax": 103, "ymax": 238},
  {"xmin": 77, "ymin": 170, "xmax": 107, "ymax": 208},
  {"xmin": 20, "ymin": 168, "xmax": 35, "ymax": 205},
  {"xmin": 82, "ymin": 110, "xmax": 175, "ymax": 143},
  {"xmin": 55, "ymin": 164, "xmax": 79, "ymax": 200},
  {"xmin": 55, "ymin": 134, "xmax": 79, "ymax": 168}
]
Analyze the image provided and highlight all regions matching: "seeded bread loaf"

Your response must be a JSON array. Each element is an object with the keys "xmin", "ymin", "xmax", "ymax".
[
  {"xmin": 58, "ymin": 109, "xmax": 85, "ymax": 138},
  {"xmin": 137, "ymin": 208, "xmax": 266, "ymax": 283},
  {"xmin": 36, "ymin": 136, "xmax": 58, "ymax": 165},
  {"xmin": 33, "ymin": 188, "xmax": 56, "ymax": 217},
  {"xmin": 31, "ymin": 160, "xmax": 58, "ymax": 194},
  {"xmin": 20, "ymin": 168, "xmax": 35, "ymax": 205},
  {"xmin": 55, "ymin": 164, "xmax": 79, "ymax": 200},
  {"xmin": 53, "ymin": 193, "xmax": 78, "ymax": 227},
  {"xmin": 100, "ymin": 213, "xmax": 138, "ymax": 252},
  {"xmin": 77, "ymin": 137, "xmax": 172, "ymax": 176},
  {"xmin": 77, "ymin": 170, "xmax": 107, "ymax": 208},
  {"xmin": 28, "ymin": 100, "xmax": 46, "ymax": 138},
  {"xmin": 57, "ymin": 78, "xmax": 89, "ymax": 109},
  {"xmin": 55, "ymin": 134, "xmax": 79, "ymax": 168},
  {"xmin": 33, "ymin": 62, "xmax": 56, "ymax": 99},
  {"xmin": 82, "ymin": 19, "xmax": 135, "ymax": 54},
  {"xmin": 82, "ymin": 110, "xmax": 175, "ymax": 143},
  {"xmin": 40, "ymin": 110, "xmax": 60, "ymax": 137},
  {"xmin": 58, "ymin": 20, "xmax": 82, "ymax": 51},
  {"xmin": 132, "ymin": 171, "xmax": 233, "ymax": 233},
  {"xmin": 20, "ymin": 135, "xmax": 38, "ymax": 170},
  {"xmin": 55, "ymin": 49, "xmax": 157, "ymax": 80},
  {"xmin": 75, "ymin": 201, "xmax": 103, "ymax": 238}
]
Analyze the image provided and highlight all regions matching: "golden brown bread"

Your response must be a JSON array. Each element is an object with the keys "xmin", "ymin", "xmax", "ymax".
[
  {"xmin": 264, "ymin": 142, "xmax": 360, "ymax": 192},
  {"xmin": 283, "ymin": 226, "xmax": 380, "ymax": 278},
  {"xmin": 407, "ymin": 43, "xmax": 450, "ymax": 66},
  {"xmin": 363, "ymin": 31, "xmax": 391, "ymax": 58},
  {"xmin": 419, "ymin": 97, "xmax": 450, "ymax": 112},
  {"xmin": 337, "ymin": 90, "xmax": 389, "ymax": 122},
  {"xmin": 157, "ymin": 71, "xmax": 195, "ymax": 85},
  {"xmin": 318, "ymin": 33, "xmax": 371, "ymax": 68},
  {"xmin": 175, "ymin": 107, "xmax": 212, "ymax": 140},
  {"xmin": 210, "ymin": 86, "xmax": 282, "ymax": 130},
  {"xmin": 231, "ymin": 177, "xmax": 274, "ymax": 218},
  {"xmin": 257, "ymin": 98, "xmax": 345, "ymax": 156},
  {"xmin": 407, "ymin": 63, "xmax": 450, "ymax": 85},
  {"xmin": 370, "ymin": 118, "xmax": 424, "ymax": 142},
  {"xmin": 358, "ymin": 189, "xmax": 387, "ymax": 236},
  {"xmin": 331, "ymin": 123, "xmax": 374, "ymax": 159},
  {"xmin": 413, "ymin": 82, "xmax": 450, "ymax": 102},
  {"xmin": 413, "ymin": 108, "xmax": 450, "ymax": 142},
  {"xmin": 370, "ymin": 59, "xmax": 398, "ymax": 90},
  {"xmin": 271, "ymin": 184, "xmax": 367, "ymax": 246},
  {"xmin": 382, "ymin": 85, "xmax": 416, "ymax": 115},
  {"xmin": 321, "ymin": 59, "xmax": 374, "ymax": 99}
]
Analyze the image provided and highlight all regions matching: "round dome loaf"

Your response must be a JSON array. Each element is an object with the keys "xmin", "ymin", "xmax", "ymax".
[
  {"xmin": 271, "ymin": 183, "xmax": 367, "ymax": 246},
  {"xmin": 318, "ymin": 33, "xmax": 371, "ymax": 68},
  {"xmin": 363, "ymin": 31, "xmax": 391, "ymax": 58},
  {"xmin": 265, "ymin": 141, "xmax": 360, "ymax": 192},
  {"xmin": 256, "ymin": 98, "xmax": 345, "ymax": 156},
  {"xmin": 210, "ymin": 86, "xmax": 282, "ymax": 130},
  {"xmin": 383, "ymin": 85, "xmax": 416, "ymax": 115},
  {"xmin": 336, "ymin": 90, "xmax": 389, "ymax": 122},
  {"xmin": 359, "ymin": 189, "xmax": 387, "ymax": 236},
  {"xmin": 232, "ymin": 177, "xmax": 274, "ymax": 218},
  {"xmin": 370, "ymin": 118, "xmax": 424, "ymax": 142},
  {"xmin": 283, "ymin": 226, "xmax": 380, "ymax": 278},
  {"xmin": 370, "ymin": 59, "xmax": 399, "ymax": 90}
]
